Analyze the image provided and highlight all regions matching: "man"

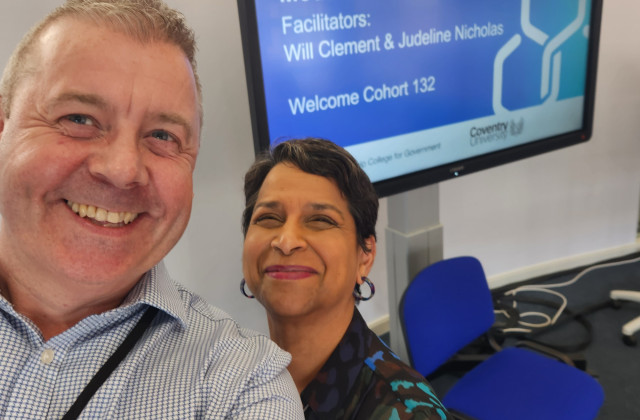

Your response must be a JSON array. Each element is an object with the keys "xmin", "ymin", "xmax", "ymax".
[{"xmin": 0, "ymin": 1, "xmax": 303, "ymax": 418}]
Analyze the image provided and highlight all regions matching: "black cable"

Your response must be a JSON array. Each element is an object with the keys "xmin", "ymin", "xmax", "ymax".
[
  {"xmin": 491, "ymin": 295, "xmax": 611, "ymax": 353},
  {"xmin": 61, "ymin": 306, "xmax": 159, "ymax": 420}
]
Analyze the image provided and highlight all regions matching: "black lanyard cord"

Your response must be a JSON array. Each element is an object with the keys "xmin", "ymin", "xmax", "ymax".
[{"xmin": 61, "ymin": 306, "xmax": 159, "ymax": 420}]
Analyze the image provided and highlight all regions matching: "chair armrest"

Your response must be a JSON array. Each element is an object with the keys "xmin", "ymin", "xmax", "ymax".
[
  {"xmin": 611, "ymin": 290, "xmax": 640, "ymax": 303},
  {"xmin": 515, "ymin": 340, "xmax": 586, "ymax": 370},
  {"xmin": 447, "ymin": 408, "xmax": 480, "ymax": 420}
]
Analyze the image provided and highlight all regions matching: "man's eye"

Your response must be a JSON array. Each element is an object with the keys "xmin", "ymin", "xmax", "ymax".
[
  {"xmin": 66, "ymin": 115, "xmax": 94, "ymax": 125},
  {"xmin": 60, "ymin": 114, "xmax": 100, "ymax": 139},
  {"xmin": 150, "ymin": 130, "xmax": 172, "ymax": 142}
]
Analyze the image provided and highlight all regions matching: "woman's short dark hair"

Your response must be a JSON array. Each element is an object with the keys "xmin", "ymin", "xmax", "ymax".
[{"xmin": 242, "ymin": 138, "xmax": 379, "ymax": 252}]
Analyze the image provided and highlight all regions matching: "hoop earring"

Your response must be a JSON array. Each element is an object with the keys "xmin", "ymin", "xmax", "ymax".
[
  {"xmin": 353, "ymin": 277, "xmax": 375, "ymax": 301},
  {"xmin": 240, "ymin": 279, "xmax": 255, "ymax": 299}
]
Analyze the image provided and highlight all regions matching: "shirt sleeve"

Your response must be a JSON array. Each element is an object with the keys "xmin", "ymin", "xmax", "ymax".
[
  {"xmin": 225, "ymin": 367, "xmax": 304, "ymax": 420},
  {"xmin": 203, "ymin": 332, "xmax": 304, "ymax": 420}
]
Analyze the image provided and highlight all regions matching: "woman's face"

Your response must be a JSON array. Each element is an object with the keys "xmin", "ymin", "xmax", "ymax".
[{"xmin": 242, "ymin": 163, "xmax": 375, "ymax": 321}]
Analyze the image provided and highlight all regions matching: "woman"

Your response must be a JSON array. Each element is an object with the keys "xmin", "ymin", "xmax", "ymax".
[{"xmin": 241, "ymin": 138, "xmax": 449, "ymax": 420}]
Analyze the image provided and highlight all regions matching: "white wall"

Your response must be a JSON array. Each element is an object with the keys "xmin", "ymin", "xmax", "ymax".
[
  {"xmin": 439, "ymin": 1, "xmax": 640, "ymax": 283},
  {"xmin": 1, "ymin": 1, "xmax": 638, "ymax": 335}
]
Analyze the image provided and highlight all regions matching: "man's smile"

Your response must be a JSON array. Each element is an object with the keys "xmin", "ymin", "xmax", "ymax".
[{"xmin": 66, "ymin": 199, "xmax": 138, "ymax": 226}]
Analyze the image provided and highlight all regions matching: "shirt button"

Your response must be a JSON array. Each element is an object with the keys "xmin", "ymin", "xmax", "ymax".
[{"xmin": 41, "ymin": 348, "xmax": 55, "ymax": 365}]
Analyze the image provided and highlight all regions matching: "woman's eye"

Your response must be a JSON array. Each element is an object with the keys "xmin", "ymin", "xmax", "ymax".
[
  {"xmin": 66, "ymin": 114, "xmax": 94, "ymax": 126},
  {"xmin": 253, "ymin": 214, "xmax": 282, "ymax": 227},
  {"xmin": 308, "ymin": 216, "xmax": 337, "ymax": 228}
]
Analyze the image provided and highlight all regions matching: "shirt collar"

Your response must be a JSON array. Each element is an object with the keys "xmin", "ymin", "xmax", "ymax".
[
  {"xmin": 300, "ymin": 307, "xmax": 372, "ymax": 418},
  {"xmin": 121, "ymin": 260, "xmax": 188, "ymax": 328}
]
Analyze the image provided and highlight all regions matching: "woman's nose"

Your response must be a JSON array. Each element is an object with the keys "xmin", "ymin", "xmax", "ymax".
[
  {"xmin": 87, "ymin": 133, "xmax": 149, "ymax": 189},
  {"xmin": 271, "ymin": 223, "xmax": 306, "ymax": 255}
]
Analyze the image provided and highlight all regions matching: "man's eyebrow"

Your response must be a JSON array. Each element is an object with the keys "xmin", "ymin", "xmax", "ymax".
[
  {"xmin": 48, "ymin": 92, "xmax": 109, "ymax": 110},
  {"xmin": 47, "ymin": 93, "xmax": 194, "ymax": 139},
  {"xmin": 153, "ymin": 112, "xmax": 192, "ymax": 140}
]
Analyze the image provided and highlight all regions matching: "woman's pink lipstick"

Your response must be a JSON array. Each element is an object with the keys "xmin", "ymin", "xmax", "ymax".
[{"xmin": 264, "ymin": 265, "xmax": 317, "ymax": 280}]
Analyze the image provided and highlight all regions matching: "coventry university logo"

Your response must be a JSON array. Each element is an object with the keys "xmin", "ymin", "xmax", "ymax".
[{"xmin": 510, "ymin": 118, "xmax": 524, "ymax": 136}]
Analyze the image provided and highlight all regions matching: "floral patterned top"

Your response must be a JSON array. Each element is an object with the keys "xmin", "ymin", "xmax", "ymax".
[{"xmin": 300, "ymin": 307, "xmax": 450, "ymax": 419}]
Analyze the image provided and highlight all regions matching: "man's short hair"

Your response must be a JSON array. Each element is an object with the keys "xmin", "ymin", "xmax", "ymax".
[
  {"xmin": 242, "ymin": 138, "xmax": 379, "ymax": 252},
  {"xmin": 0, "ymin": 0, "xmax": 201, "ymax": 120}
]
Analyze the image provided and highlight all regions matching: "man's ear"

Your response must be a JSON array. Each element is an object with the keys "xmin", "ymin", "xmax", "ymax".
[
  {"xmin": 0, "ymin": 97, "xmax": 5, "ymax": 136},
  {"xmin": 358, "ymin": 236, "xmax": 377, "ymax": 279}
]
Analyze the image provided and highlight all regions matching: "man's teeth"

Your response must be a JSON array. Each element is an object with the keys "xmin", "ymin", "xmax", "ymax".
[{"xmin": 66, "ymin": 200, "xmax": 138, "ymax": 225}]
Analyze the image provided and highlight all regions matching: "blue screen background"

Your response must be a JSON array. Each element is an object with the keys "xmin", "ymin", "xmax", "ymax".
[{"xmin": 253, "ymin": 0, "xmax": 592, "ymax": 148}]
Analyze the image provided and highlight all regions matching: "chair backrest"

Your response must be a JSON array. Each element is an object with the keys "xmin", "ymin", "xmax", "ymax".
[{"xmin": 400, "ymin": 256, "xmax": 496, "ymax": 377}]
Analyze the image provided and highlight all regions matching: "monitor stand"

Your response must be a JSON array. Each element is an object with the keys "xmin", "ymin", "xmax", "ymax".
[{"xmin": 385, "ymin": 184, "xmax": 443, "ymax": 362}]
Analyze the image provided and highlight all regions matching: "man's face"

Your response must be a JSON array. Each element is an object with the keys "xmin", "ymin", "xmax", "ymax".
[{"xmin": 0, "ymin": 18, "xmax": 200, "ymax": 289}]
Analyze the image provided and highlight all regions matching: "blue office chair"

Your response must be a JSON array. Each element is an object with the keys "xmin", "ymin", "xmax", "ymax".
[{"xmin": 400, "ymin": 256, "xmax": 604, "ymax": 420}]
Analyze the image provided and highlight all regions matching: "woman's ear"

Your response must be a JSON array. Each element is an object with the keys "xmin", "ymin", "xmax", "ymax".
[{"xmin": 358, "ymin": 236, "xmax": 377, "ymax": 280}]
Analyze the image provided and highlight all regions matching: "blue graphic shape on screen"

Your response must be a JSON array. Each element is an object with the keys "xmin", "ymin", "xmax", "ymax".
[{"xmin": 498, "ymin": 0, "xmax": 590, "ymax": 111}]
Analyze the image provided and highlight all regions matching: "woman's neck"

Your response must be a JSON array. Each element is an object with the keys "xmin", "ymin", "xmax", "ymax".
[{"xmin": 269, "ymin": 306, "xmax": 355, "ymax": 393}]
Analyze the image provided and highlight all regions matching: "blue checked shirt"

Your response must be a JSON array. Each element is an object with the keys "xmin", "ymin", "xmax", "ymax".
[{"xmin": 0, "ymin": 262, "xmax": 304, "ymax": 419}]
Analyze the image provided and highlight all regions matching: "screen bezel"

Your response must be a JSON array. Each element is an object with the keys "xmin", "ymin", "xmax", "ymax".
[{"xmin": 237, "ymin": 0, "xmax": 602, "ymax": 197}]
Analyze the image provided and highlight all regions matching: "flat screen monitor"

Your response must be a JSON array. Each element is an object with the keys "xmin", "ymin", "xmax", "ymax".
[{"xmin": 237, "ymin": 0, "xmax": 602, "ymax": 197}]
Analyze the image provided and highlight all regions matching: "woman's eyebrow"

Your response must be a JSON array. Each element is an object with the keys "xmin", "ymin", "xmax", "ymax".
[
  {"xmin": 254, "ymin": 201, "xmax": 281, "ymax": 210},
  {"xmin": 309, "ymin": 203, "xmax": 344, "ymax": 217}
]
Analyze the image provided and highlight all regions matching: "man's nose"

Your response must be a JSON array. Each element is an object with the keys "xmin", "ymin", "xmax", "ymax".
[{"xmin": 87, "ymin": 133, "xmax": 149, "ymax": 189}]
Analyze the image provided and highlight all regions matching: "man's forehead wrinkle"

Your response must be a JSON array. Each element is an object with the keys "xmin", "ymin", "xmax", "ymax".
[{"xmin": 48, "ymin": 92, "xmax": 110, "ymax": 111}]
